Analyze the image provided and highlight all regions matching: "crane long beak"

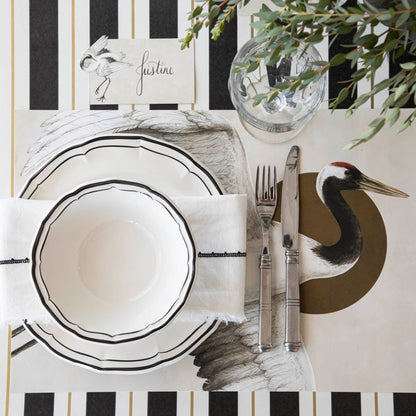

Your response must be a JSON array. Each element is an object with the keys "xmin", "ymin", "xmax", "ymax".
[{"xmin": 358, "ymin": 174, "xmax": 409, "ymax": 198}]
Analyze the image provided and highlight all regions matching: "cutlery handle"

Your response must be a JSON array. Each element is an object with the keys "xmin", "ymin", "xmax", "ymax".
[
  {"xmin": 258, "ymin": 254, "xmax": 272, "ymax": 352},
  {"xmin": 284, "ymin": 249, "xmax": 301, "ymax": 352}
]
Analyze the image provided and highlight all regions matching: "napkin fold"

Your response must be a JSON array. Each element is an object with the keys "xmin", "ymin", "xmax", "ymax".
[{"xmin": 0, "ymin": 195, "xmax": 247, "ymax": 326}]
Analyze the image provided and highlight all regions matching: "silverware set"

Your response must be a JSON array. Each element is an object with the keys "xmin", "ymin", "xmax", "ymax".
[{"xmin": 255, "ymin": 145, "xmax": 301, "ymax": 353}]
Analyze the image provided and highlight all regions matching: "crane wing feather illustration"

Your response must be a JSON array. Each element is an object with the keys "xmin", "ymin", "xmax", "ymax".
[{"xmin": 20, "ymin": 110, "xmax": 409, "ymax": 390}]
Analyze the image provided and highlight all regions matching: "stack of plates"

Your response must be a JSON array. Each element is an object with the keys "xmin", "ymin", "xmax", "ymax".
[{"xmin": 21, "ymin": 134, "xmax": 223, "ymax": 373}]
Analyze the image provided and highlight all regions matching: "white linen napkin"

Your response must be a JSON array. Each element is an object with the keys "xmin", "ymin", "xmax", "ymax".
[{"xmin": 0, "ymin": 195, "xmax": 247, "ymax": 326}]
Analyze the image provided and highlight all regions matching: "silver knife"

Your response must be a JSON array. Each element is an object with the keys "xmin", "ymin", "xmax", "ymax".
[{"xmin": 282, "ymin": 145, "xmax": 301, "ymax": 352}]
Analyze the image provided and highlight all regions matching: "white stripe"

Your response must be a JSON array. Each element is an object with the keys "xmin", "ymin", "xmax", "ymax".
[
  {"xmin": 254, "ymin": 390, "xmax": 270, "ymax": 415},
  {"xmin": 237, "ymin": 14, "xmax": 252, "ymax": 51},
  {"xmin": 361, "ymin": 393, "xmax": 376, "ymax": 416},
  {"xmin": 58, "ymin": 0, "xmax": 72, "ymax": 110},
  {"xmin": 237, "ymin": 391, "xmax": 252, "ymax": 416},
  {"xmin": 134, "ymin": 0, "xmax": 149, "ymax": 38},
  {"xmin": 372, "ymin": 25, "xmax": 389, "ymax": 109},
  {"xmin": 115, "ymin": 391, "xmax": 130, "ymax": 416},
  {"xmin": 118, "ymin": 0, "xmax": 134, "ymax": 111},
  {"xmin": 70, "ymin": 392, "xmax": 87, "ymax": 416},
  {"xmin": 315, "ymin": 392, "xmax": 332, "ymax": 416},
  {"xmin": 133, "ymin": 0, "xmax": 149, "ymax": 110},
  {"xmin": 118, "ymin": 0, "xmax": 132, "ymax": 39},
  {"xmin": 73, "ymin": 0, "xmax": 90, "ymax": 109},
  {"xmin": 177, "ymin": 391, "xmax": 191, "ymax": 415},
  {"xmin": 299, "ymin": 391, "xmax": 314, "ymax": 416},
  {"xmin": 378, "ymin": 393, "xmax": 394, "ymax": 416},
  {"xmin": 194, "ymin": 26, "xmax": 209, "ymax": 109},
  {"xmin": 0, "ymin": 0, "xmax": 12, "ymax": 198},
  {"xmin": 178, "ymin": 0, "xmax": 193, "ymax": 110},
  {"xmin": 53, "ymin": 392, "xmax": 70, "ymax": 416},
  {"xmin": 131, "ymin": 391, "xmax": 147, "ymax": 416},
  {"xmin": 8, "ymin": 393, "xmax": 25, "ymax": 416},
  {"xmin": 314, "ymin": 38, "xmax": 329, "ymax": 106},
  {"xmin": 14, "ymin": 0, "xmax": 29, "ymax": 110},
  {"xmin": 193, "ymin": 391, "xmax": 209, "ymax": 416}
]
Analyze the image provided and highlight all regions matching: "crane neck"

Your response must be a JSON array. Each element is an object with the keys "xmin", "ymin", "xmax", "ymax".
[{"xmin": 313, "ymin": 184, "xmax": 363, "ymax": 266}]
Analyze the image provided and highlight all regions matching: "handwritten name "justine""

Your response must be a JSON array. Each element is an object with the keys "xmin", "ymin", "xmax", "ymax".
[{"xmin": 136, "ymin": 50, "xmax": 175, "ymax": 96}]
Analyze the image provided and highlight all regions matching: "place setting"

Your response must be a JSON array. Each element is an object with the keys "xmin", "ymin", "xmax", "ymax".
[
  {"xmin": 2, "ymin": 1, "xmax": 416, "ymax": 413},
  {"xmin": 7, "ymin": 105, "xmax": 322, "ymax": 391}
]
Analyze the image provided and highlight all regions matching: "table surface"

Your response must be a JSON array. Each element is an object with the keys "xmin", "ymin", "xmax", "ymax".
[{"xmin": 1, "ymin": 0, "xmax": 416, "ymax": 415}]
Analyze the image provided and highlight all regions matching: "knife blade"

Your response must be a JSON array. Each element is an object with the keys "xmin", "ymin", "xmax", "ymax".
[{"xmin": 281, "ymin": 145, "xmax": 301, "ymax": 352}]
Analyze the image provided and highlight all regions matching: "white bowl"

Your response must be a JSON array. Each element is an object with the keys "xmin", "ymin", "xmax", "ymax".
[{"xmin": 31, "ymin": 180, "xmax": 196, "ymax": 343}]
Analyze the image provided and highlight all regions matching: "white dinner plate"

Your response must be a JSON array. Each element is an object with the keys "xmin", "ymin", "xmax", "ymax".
[
  {"xmin": 32, "ymin": 180, "xmax": 196, "ymax": 344},
  {"xmin": 21, "ymin": 133, "xmax": 222, "ymax": 373}
]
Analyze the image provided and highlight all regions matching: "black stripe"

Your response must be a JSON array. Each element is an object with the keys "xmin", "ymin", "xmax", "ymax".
[
  {"xmin": 150, "ymin": 104, "xmax": 180, "ymax": 110},
  {"xmin": 270, "ymin": 392, "xmax": 299, "ymax": 416},
  {"xmin": 24, "ymin": 393, "xmax": 54, "ymax": 416},
  {"xmin": 331, "ymin": 392, "xmax": 361, "ymax": 416},
  {"xmin": 209, "ymin": 8, "xmax": 237, "ymax": 110},
  {"xmin": 89, "ymin": 0, "xmax": 119, "ymax": 110},
  {"xmin": 209, "ymin": 392, "xmax": 238, "ymax": 416},
  {"xmin": 148, "ymin": 392, "xmax": 177, "ymax": 416},
  {"xmin": 149, "ymin": 0, "xmax": 178, "ymax": 38},
  {"xmin": 389, "ymin": 50, "xmax": 415, "ymax": 108},
  {"xmin": 86, "ymin": 392, "xmax": 116, "ymax": 416},
  {"xmin": 149, "ymin": 0, "xmax": 178, "ymax": 110},
  {"xmin": 394, "ymin": 393, "xmax": 416, "ymax": 416},
  {"xmin": 328, "ymin": 0, "xmax": 357, "ymax": 109},
  {"xmin": 29, "ymin": 0, "xmax": 58, "ymax": 110}
]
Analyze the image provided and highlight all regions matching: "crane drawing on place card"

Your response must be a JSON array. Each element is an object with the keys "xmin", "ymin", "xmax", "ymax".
[{"xmin": 80, "ymin": 35, "xmax": 132, "ymax": 102}]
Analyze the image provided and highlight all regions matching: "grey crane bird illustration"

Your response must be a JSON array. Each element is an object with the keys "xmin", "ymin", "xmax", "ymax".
[
  {"xmin": 19, "ymin": 110, "xmax": 409, "ymax": 390},
  {"xmin": 80, "ymin": 35, "xmax": 131, "ymax": 102}
]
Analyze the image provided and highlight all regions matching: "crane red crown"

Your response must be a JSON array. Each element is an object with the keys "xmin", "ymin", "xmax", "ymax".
[{"xmin": 331, "ymin": 162, "xmax": 356, "ymax": 169}]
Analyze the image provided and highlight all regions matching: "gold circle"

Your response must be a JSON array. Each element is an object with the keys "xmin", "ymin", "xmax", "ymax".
[{"xmin": 274, "ymin": 173, "xmax": 387, "ymax": 314}]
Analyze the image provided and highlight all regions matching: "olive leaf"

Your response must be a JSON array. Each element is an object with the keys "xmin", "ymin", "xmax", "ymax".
[{"xmin": 181, "ymin": 0, "xmax": 416, "ymax": 147}]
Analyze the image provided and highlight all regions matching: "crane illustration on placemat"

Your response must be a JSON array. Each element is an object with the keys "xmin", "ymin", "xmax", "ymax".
[
  {"xmin": 192, "ymin": 162, "xmax": 408, "ymax": 390},
  {"xmin": 14, "ymin": 110, "xmax": 409, "ymax": 391}
]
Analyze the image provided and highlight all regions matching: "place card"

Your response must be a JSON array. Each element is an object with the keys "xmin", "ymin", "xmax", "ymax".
[{"xmin": 84, "ymin": 38, "xmax": 195, "ymax": 105}]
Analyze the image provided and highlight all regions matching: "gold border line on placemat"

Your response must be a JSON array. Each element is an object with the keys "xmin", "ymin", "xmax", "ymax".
[
  {"xmin": 129, "ymin": 392, "xmax": 133, "ymax": 416},
  {"xmin": 67, "ymin": 392, "xmax": 72, "ymax": 416}
]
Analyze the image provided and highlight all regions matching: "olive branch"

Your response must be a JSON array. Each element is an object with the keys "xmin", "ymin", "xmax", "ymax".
[{"xmin": 181, "ymin": 0, "xmax": 416, "ymax": 147}]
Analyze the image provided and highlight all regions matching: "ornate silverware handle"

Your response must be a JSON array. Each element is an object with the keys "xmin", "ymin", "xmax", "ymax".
[
  {"xmin": 259, "ymin": 253, "xmax": 272, "ymax": 352},
  {"xmin": 284, "ymin": 249, "xmax": 301, "ymax": 352}
]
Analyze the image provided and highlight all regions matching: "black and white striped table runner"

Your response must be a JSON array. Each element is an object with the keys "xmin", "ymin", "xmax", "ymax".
[
  {"xmin": 23, "ymin": 0, "xmax": 408, "ymax": 112},
  {"xmin": 3, "ymin": 0, "xmax": 416, "ymax": 414},
  {"xmin": 8, "ymin": 391, "xmax": 416, "ymax": 415}
]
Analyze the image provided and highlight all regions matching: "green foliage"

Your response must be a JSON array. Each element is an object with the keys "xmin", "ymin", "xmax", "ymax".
[{"xmin": 181, "ymin": 0, "xmax": 416, "ymax": 147}]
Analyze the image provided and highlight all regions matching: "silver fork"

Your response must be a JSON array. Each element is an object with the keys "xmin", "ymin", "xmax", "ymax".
[{"xmin": 255, "ymin": 165, "xmax": 277, "ymax": 352}]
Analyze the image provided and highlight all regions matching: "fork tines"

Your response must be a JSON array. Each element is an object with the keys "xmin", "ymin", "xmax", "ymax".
[{"xmin": 255, "ymin": 165, "xmax": 277, "ymax": 201}]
